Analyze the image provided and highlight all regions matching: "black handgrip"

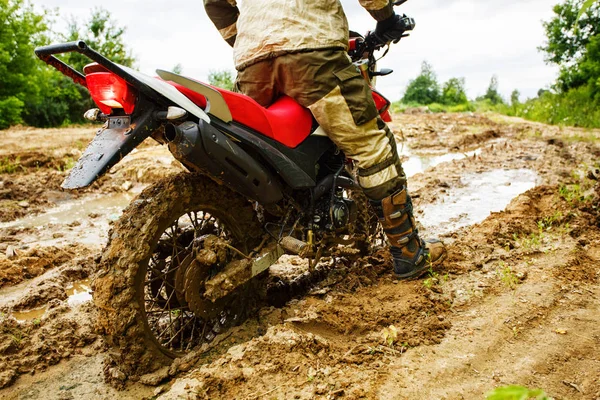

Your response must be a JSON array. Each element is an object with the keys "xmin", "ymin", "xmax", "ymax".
[{"xmin": 34, "ymin": 40, "xmax": 88, "ymax": 58}]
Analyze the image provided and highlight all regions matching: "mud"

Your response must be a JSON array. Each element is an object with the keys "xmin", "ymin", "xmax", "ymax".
[{"xmin": 0, "ymin": 114, "xmax": 599, "ymax": 399}]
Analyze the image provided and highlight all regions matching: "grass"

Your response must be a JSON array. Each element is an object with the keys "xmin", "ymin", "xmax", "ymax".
[
  {"xmin": 56, "ymin": 157, "xmax": 77, "ymax": 172},
  {"xmin": 10, "ymin": 328, "xmax": 26, "ymax": 345},
  {"xmin": 563, "ymin": 131, "xmax": 600, "ymax": 143},
  {"xmin": 485, "ymin": 385, "xmax": 550, "ymax": 400},
  {"xmin": 422, "ymin": 267, "xmax": 448, "ymax": 289},
  {"xmin": 0, "ymin": 157, "xmax": 23, "ymax": 174},
  {"xmin": 392, "ymin": 88, "xmax": 600, "ymax": 130},
  {"xmin": 518, "ymin": 231, "xmax": 544, "ymax": 251},
  {"xmin": 559, "ymin": 183, "xmax": 594, "ymax": 206},
  {"xmin": 499, "ymin": 262, "xmax": 519, "ymax": 289},
  {"xmin": 512, "ymin": 210, "xmax": 573, "ymax": 252}
]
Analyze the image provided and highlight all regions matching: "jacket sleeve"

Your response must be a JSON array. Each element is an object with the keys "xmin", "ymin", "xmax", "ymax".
[
  {"xmin": 204, "ymin": 0, "xmax": 239, "ymax": 46},
  {"xmin": 359, "ymin": 0, "xmax": 394, "ymax": 21}
]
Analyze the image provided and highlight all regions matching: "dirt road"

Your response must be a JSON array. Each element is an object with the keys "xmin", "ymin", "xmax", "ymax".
[{"xmin": 0, "ymin": 113, "xmax": 598, "ymax": 399}]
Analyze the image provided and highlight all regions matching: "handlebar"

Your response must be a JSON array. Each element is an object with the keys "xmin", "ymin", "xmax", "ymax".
[{"xmin": 349, "ymin": 13, "xmax": 415, "ymax": 63}]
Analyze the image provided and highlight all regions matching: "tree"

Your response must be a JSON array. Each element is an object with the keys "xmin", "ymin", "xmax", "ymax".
[
  {"xmin": 172, "ymin": 64, "xmax": 183, "ymax": 74},
  {"xmin": 24, "ymin": 8, "xmax": 136, "ymax": 127},
  {"xmin": 0, "ymin": 0, "xmax": 49, "ymax": 129},
  {"xmin": 510, "ymin": 89, "xmax": 521, "ymax": 106},
  {"xmin": 441, "ymin": 77, "xmax": 468, "ymax": 105},
  {"xmin": 208, "ymin": 69, "xmax": 234, "ymax": 90},
  {"xmin": 509, "ymin": 89, "xmax": 521, "ymax": 115},
  {"xmin": 402, "ymin": 61, "xmax": 441, "ymax": 105},
  {"xmin": 61, "ymin": 8, "xmax": 135, "ymax": 71},
  {"xmin": 578, "ymin": 0, "xmax": 600, "ymax": 19},
  {"xmin": 482, "ymin": 75, "xmax": 504, "ymax": 105},
  {"xmin": 540, "ymin": 0, "xmax": 600, "ymax": 92}
]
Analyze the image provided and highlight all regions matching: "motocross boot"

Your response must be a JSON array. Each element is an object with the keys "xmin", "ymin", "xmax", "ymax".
[{"xmin": 370, "ymin": 187, "xmax": 446, "ymax": 279}]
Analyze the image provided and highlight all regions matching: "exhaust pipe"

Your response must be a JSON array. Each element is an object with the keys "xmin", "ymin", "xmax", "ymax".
[
  {"xmin": 166, "ymin": 120, "xmax": 283, "ymax": 204},
  {"xmin": 164, "ymin": 122, "xmax": 182, "ymax": 143}
]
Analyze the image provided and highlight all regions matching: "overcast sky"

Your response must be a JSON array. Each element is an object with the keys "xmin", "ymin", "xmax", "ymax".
[{"xmin": 36, "ymin": 0, "xmax": 559, "ymax": 102}]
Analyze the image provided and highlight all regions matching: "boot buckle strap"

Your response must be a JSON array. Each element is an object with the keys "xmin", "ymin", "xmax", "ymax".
[
  {"xmin": 387, "ymin": 230, "xmax": 419, "ymax": 247},
  {"xmin": 389, "ymin": 203, "xmax": 412, "ymax": 219},
  {"xmin": 389, "ymin": 211, "xmax": 403, "ymax": 220},
  {"xmin": 391, "ymin": 189, "xmax": 408, "ymax": 206}
]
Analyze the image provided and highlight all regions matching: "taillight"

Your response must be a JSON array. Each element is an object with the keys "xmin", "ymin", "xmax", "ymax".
[{"xmin": 86, "ymin": 72, "xmax": 137, "ymax": 115}]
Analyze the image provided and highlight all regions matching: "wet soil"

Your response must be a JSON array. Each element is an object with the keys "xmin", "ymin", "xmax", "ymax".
[{"xmin": 0, "ymin": 113, "xmax": 598, "ymax": 399}]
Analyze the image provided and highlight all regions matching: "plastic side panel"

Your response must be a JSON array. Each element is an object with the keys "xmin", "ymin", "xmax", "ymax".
[
  {"xmin": 218, "ymin": 91, "xmax": 274, "ymax": 138},
  {"xmin": 156, "ymin": 70, "xmax": 232, "ymax": 122},
  {"xmin": 168, "ymin": 121, "xmax": 283, "ymax": 204},
  {"xmin": 169, "ymin": 82, "xmax": 208, "ymax": 108},
  {"xmin": 118, "ymin": 65, "xmax": 210, "ymax": 123},
  {"xmin": 265, "ymin": 97, "xmax": 314, "ymax": 148},
  {"xmin": 212, "ymin": 120, "xmax": 316, "ymax": 188}
]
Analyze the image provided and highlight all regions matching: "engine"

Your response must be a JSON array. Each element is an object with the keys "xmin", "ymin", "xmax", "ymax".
[{"xmin": 313, "ymin": 189, "xmax": 358, "ymax": 232}]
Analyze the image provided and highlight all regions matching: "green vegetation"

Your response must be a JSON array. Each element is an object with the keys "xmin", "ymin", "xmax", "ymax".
[
  {"xmin": 0, "ymin": 1, "xmax": 134, "ymax": 129},
  {"xmin": 485, "ymin": 385, "xmax": 550, "ymax": 400},
  {"xmin": 0, "ymin": 0, "xmax": 48, "ymax": 129},
  {"xmin": 578, "ymin": 0, "xmax": 599, "ymax": 18},
  {"xmin": 2, "ymin": 0, "xmax": 599, "ymax": 131},
  {"xmin": 396, "ymin": 0, "xmax": 600, "ymax": 129},
  {"xmin": 422, "ymin": 267, "xmax": 448, "ymax": 290},
  {"xmin": 499, "ymin": 262, "xmax": 519, "ymax": 289},
  {"xmin": 0, "ymin": 157, "xmax": 23, "ymax": 174},
  {"xmin": 402, "ymin": 61, "xmax": 441, "ymax": 105},
  {"xmin": 208, "ymin": 69, "xmax": 235, "ymax": 90},
  {"xmin": 478, "ymin": 75, "xmax": 504, "ymax": 105},
  {"xmin": 57, "ymin": 157, "xmax": 77, "ymax": 172}
]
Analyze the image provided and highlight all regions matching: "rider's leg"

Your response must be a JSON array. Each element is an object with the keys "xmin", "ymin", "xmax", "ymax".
[
  {"xmin": 274, "ymin": 49, "xmax": 446, "ymax": 279},
  {"xmin": 234, "ymin": 58, "xmax": 278, "ymax": 106}
]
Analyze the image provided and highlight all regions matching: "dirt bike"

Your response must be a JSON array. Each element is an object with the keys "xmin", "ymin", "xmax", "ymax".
[{"xmin": 35, "ymin": 4, "xmax": 415, "ymax": 377}]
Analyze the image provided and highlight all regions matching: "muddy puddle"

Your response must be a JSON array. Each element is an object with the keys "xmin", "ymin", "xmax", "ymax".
[
  {"xmin": 9, "ymin": 278, "xmax": 92, "ymax": 322},
  {"xmin": 0, "ymin": 190, "xmax": 139, "ymax": 248},
  {"xmin": 398, "ymin": 141, "xmax": 482, "ymax": 178},
  {"xmin": 420, "ymin": 168, "xmax": 540, "ymax": 235}
]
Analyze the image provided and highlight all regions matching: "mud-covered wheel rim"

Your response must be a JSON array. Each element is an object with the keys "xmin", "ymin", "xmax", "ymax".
[
  {"xmin": 93, "ymin": 172, "xmax": 263, "ymax": 381},
  {"xmin": 138, "ymin": 208, "xmax": 247, "ymax": 359}
]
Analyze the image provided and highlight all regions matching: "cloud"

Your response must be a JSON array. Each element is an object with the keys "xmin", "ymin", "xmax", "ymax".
[{"xmin": 36, "ymin": 0, "xmax": 559, "ymax": 101}]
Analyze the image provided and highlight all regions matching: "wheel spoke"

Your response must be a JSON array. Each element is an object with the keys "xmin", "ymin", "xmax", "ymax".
[{"xmin": 142, "ymin": 207, "xmax": 242, "ymax": 354}]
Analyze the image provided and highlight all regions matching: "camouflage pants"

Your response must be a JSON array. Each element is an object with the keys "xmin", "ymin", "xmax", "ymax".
[{"xmin": 235, "ymin": 49, "xmax": 406, "ymax": 200}]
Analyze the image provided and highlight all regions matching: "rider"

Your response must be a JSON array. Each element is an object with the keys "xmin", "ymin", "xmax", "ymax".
[{"xmin": 204, "ymin": 0, "xmax": 446, "ymax": 279}]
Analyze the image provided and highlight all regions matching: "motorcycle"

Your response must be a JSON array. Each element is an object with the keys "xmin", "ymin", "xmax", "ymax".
[{"xmin": 35, "ymin": 3, "xmax": 415, "ymax": 378}]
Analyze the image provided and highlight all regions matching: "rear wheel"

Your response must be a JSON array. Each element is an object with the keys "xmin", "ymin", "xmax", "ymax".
[{"xmin": 93, "ymin": 173, "xmax": 262, "ymax": 379}]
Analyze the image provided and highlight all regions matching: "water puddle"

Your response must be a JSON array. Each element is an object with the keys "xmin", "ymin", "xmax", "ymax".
[
  {"xmin": 11, "ymin": 307, "xmax": 47, "ymax": 323},
  {"xmin": 398, "ymin": 142, "xmax": 481, "ymax": 178},
  {"xmin": 0, "ymin": 192, "xmax": 134, "ymax": 230},
  {"xmin": 66, "ymin": 278, "xmax": 93, "ymax": 307},
  {"xmin": 420, "ymin": 168, "xmax": 540, "ymax": 235},
  {"xmin": 11, "ymin": 278, "xmax": 93, "ymax": 322},
  {"xmin": 0, "ymin": 191, "xmax": 138, "ymax": 247}
]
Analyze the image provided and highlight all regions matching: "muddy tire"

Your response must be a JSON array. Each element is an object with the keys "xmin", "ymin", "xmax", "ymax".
[{"xmin": 93, "ymin": 172, "xmax": 262, "ymax": 380}]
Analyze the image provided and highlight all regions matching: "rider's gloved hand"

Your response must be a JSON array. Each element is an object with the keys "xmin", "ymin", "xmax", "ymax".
[{"xmin": 374, "ymin": 13, "xmax": 415, "ymax": 45}]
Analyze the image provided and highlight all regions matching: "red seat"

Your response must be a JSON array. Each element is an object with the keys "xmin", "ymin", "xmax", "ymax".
[{"xmin": 168, "ymin": 81, "xmax": 314, "ymax": 148}]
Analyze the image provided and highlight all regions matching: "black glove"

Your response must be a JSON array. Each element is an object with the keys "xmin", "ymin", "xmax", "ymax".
[{"xmin": 374, "ymin": 13, "xmax": 415, "ymax": 45}]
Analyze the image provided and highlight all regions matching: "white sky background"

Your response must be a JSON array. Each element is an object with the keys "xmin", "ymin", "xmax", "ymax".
[{"xmin": 36, "ymin": 0, "xmax": 559, "ymax": 102}]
